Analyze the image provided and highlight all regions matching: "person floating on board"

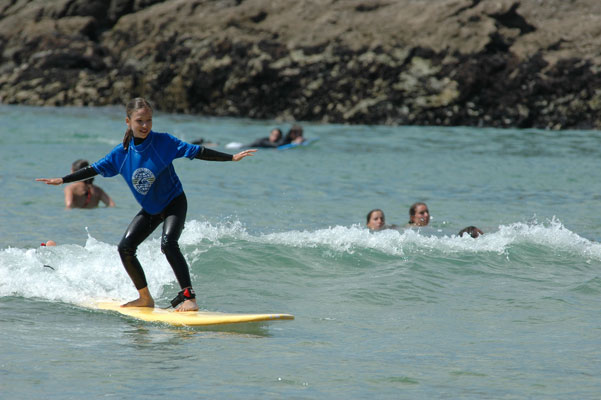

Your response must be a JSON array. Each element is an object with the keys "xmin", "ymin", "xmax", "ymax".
[
  {"xmin": 406, "ymin": 202, "xmax": 430, "ymax": 227},
  {"xmin": 280, "ymin": 125, "xmax": 305, "ymax": 146},
  {"xmin": 458, "ymin": 226, "xmax": 484, "ymax": 238},
  {"xmin": 366, "ymin": 209, "xmax": 397, "ymax": 231},
  {"xmin": 64, "ymin": 159, "xmax": 115, "ymax": 209},
  {"xmin": 37, "ymin": 97, "xmax": 257, "ymax": 312},
  {"xmin": 246, "ymin": 128, "xmax": 283, "ymax": 148}
]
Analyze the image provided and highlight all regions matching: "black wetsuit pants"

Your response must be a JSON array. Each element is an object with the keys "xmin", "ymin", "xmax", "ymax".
[{"xmin": 117, "ymin": 193, "xmax": 191, "ymax": 290}]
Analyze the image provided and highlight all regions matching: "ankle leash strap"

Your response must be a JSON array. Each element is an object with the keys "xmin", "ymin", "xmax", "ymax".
[{"xmin": 170, "ymin": 287, "xmax": 196, "ymax": 308}]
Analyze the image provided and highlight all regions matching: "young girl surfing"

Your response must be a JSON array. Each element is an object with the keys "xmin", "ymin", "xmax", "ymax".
[{"xmin": 37, "ymin": 98, "xmax": 256, "ymax": 311}]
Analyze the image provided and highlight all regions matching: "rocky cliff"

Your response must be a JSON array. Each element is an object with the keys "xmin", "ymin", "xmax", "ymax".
[{"xmin": 1, "ymin": 0, "xmax": 600, "ymax": 129}]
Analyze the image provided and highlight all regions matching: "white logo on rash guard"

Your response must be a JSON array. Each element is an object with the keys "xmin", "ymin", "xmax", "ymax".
[{"xmin": 132, "ymin": 168, "xmax": 155, "ymax": 195}]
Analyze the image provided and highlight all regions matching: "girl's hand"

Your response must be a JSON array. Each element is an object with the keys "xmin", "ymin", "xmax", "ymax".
[
  {"xmin": 233, "ymin": 149, "xmax": 257, "ymax": 161},
  {"xmin": 36, "ymin": 178, "xmax": 64, "ymax": 185}
]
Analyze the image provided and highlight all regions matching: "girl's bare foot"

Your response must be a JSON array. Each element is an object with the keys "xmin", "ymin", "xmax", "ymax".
[
  {"xmin": 121, "ymin": 297, "xmax": 155, "ymax": 308},
  {"xmin": 121, "ymin": 287, "xmax": 154, "ymax": 308},
  {"xmin": 176, "ymin": 298, "xmax": 199, "ymax": 312}
]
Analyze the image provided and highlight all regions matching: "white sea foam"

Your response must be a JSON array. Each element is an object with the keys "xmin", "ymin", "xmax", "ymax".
[
  {"xmin": 181, "ymin": 217, "xmax": 601, "ymax": 260},
  {"xmin": 2, "ymin": 217, "xmax": 598, "ymax": 305},
  {"xmin": 0, "ymin": 235, "xmax": 175, "ymax": 305}
]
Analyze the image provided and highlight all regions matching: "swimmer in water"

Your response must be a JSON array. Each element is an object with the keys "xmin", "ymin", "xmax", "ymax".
[
  {"xmin": 40, "ymin": 241, "xmax": 57, "ymax": 270},
  {"xmin": 406, "ymin": 202, "xmax": 430, "ymax": 227},
  {"xmin": 247, "ymin": 128, "xmax": 283, "ymax": 148},
  {"xmin": 366, "ymin": 209, "xmax": 386, "ymax": 231},
  {"xmin": 458, "ymin": 226, "xmax": 484, "ymax": 238},
  {"xmin": 366, "ymin": 209, "xmax": 397, "ymax": 231},
  {"xmin": 37, "ymin": 97, "xmax": 257, "ymax": 312},
  {"xmin": 280, "ymin": 125, "xmax": 305, "ymax": 146},
  {"xmin": 64, "ymin": 159, "xmax": 115, "ymax": 209}
]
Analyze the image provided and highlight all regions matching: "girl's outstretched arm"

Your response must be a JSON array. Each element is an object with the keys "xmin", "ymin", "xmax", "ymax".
[
  {"xmin": 37, "ymin": 166, "xmax": 98, "ymax": 185},
  {"xmin": 195, "ymin": 147, "xmax": 257, "ymax": 162},
  {"xmin": 233, "ymin": 149, "xmax": 257, "ymax": 161}
]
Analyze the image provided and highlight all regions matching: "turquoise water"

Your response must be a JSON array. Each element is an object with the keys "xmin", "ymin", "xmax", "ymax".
[{"xmin": 1, "ymin": 104, "xmax": 601, "ymax": 398}]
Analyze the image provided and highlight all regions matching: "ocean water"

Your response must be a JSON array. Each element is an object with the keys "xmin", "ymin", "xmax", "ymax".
[{"xmin": 1, "ymin": 104, "xmax": 601, "ymax": 399}]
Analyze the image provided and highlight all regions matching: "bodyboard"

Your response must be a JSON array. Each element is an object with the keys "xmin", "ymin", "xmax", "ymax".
[
  {"xmin": 277, "ymin": 138, "xmax": 318, "ymax": 150},
  {"xmin": 95, "ymin": 301, "xmax": 294, "ymax": 326}
]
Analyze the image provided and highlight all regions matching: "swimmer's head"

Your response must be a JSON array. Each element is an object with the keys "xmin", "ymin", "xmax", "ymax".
[
  {"xmin": 72, "ymin": 159, "xmax": 89, "ymax": 171},
  {"xmin": 287, "ymin": 125, "xmax": 303, "ymax": 139},
  {"xmin": 270, "ymin": 128, "xmax": 283, "ymax": 143},
  {"xmin": 366, "ymin": 209, "xmax": 386, "ymax": 231},
  {"xmin": 409, "ymin": 202, "xmax": 430, "ymax": 226},
  {"xmin": 458, "ymin": 226, "xmax": 483, "ymax": 238}
]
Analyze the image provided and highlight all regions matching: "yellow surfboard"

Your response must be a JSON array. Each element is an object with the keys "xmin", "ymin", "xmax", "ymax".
[{"xmin": 96, "ymin": 301, "xmax": 294, "ymax": 327}]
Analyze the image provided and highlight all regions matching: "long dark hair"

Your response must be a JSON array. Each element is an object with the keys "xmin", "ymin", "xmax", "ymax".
[
  {"xmin": 285, "ymin": 124, "xmax": 303, "ymax": 141},
  {"xmin": 123, "ymin": 97, "xmax": 153, "ymax": 151}
]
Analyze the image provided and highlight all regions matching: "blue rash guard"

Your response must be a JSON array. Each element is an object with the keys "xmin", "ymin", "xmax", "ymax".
[{"xmin": 92, "ymin": 131, "xmax": 201, "ymax": 214}]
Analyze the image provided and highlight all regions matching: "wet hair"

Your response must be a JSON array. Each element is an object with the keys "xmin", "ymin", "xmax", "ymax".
[
  {"xmin": 123, "ymin": 97, "xmax": 153, "ymax": 151},
  {"xmin": 458, "ymin": 226, "xmax": 483, "ymax": 238},
  {"xmin": 72, "ymin": 159, "xmax": 88, "ymax": 171},
  {"xmin": 408, "ymin": 202, "xmax": 427, "ymax": 224},
  {"xmin": 366, "ymin": 209, "xmax": 385, "ymax": 224},
  {"xmin": 285, "ymin": 125, "xmax": 303, "ymax": 141},
  {"xmin": 72, "ymin": 159, "xmax": 94, "ymax": 184}
]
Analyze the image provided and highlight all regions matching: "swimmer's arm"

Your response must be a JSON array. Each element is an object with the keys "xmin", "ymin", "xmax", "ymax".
[
  {"xmin": 99, "ymin": 188, "xmax": 116, "ymax": 207},
  {"xmin": 195, "ymin": 147, "xmax": 256, "ymax": 162},
  {"xmin": 37, "ymin": 166, "xmax": 98, "ymax": 185},
  {"xmin": 64, "ymin": 185, "xmax": 75, "ymax": 209}
]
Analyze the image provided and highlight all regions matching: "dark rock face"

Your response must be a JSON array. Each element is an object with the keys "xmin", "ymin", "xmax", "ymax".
[{"xmin": 1, "ymin": 0, "xmax": 600, "ymax": 129}]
